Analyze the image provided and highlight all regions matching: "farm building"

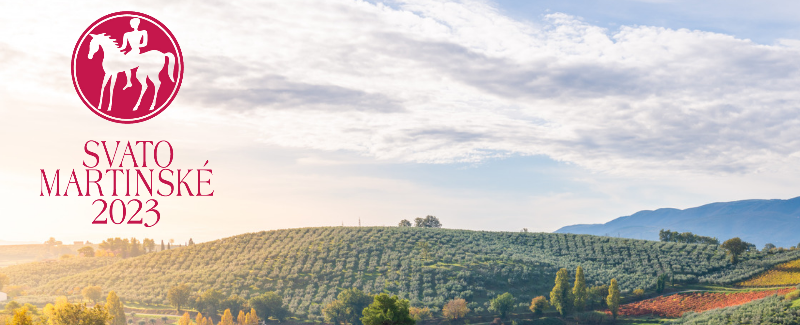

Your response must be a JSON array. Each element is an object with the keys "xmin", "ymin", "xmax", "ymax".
[{"xmin": 0, "ymin": 292, "xmax": 7, "ymax": 302}]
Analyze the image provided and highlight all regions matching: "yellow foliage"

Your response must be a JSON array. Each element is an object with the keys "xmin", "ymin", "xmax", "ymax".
[
  {"xmin": 245, "ymin": 308, "xmax": 259, "ymax": 325},
  {"xmin": 220, "ymin": 309, "xmax": 234, "ymax": 325},
  {"xmin": 178, "ymin": 312, "xmax": 192, "ymax": 325},
  {"xmin": 738, "ymin": 259, "xmax": 800, "ymax": 287},
  {"xmin": 95, "ymin": 249, "xmax": 115, "ymax": 257}
]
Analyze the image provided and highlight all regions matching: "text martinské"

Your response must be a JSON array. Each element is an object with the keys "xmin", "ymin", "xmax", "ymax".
[{"xmin": 39, "ymin": 140, "xmax": 214, "ymax": 227}]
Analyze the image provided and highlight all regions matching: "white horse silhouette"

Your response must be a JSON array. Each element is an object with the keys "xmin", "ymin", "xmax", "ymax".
[{"xmin": 87, "ymin": 33, "xmax": 175, "ymax": 111}]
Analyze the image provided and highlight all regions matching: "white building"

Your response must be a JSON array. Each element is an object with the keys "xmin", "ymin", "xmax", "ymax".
[{"xmin": 0, "ymin": 292, "xmax": 7, "ymax": 302}]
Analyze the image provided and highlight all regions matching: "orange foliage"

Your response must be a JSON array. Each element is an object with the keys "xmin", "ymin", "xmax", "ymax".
[{"xmin": 615, "ymin": 288, "xmax": 793, "ymax": 318}]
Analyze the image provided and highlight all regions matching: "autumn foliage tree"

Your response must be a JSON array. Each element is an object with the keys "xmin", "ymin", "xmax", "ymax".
[
  {"xmin": 408, "ymin": 307, "xmax": 432, "ymax": 321},
  {"xmin": 529, "ymin": 296, "xmax": 549, "ymax": 316},
  {"xmin": 442, "ymin": 298, "xmax": 470, "ymax": 320},
  {"xmin": 220, "ymin": 309, "xmax": 234, "ymax": 325},
  {"xmin": 178, "ymin": 312, "xmax": 191, "ymax": 325}
]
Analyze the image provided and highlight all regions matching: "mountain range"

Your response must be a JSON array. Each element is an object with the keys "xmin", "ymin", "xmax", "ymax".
[{"xmin": 555, "ymin": 196, "xmax": 800, "ymax": 248}]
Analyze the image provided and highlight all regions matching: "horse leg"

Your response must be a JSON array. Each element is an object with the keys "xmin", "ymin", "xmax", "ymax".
[
  {"xmin": 149, "ymin": 77, "xmax": 161, "ymax": 111},
  {"xmin": 108, "ymin": 74, "xmax": 117, "ymax": 111},
  {"xmin": 99, "ymin": 73, "xmax": 111, "ymax": 110},
  {"xmin": 133, "ymin": 73, "xmax": 148, "ymax": 111},
  {"xmin": 123, "ymin": 70, "xmax": 133, "ymax": 90}
]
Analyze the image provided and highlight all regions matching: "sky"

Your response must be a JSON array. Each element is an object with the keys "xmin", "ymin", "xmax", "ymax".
[{"xmin": 2, "ymin": 0, "xmax": 800, "ymax": 244}]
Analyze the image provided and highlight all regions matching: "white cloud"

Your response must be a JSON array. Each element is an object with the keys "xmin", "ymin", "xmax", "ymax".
[{"xmin": 3, "ymin": 0, "xmax": 800, "ymax": 176}]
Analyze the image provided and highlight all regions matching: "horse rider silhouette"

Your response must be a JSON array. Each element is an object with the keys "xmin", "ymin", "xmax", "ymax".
[{"xmin": 121, "ymin": 18, "xmax": 148, "ymax": 90}]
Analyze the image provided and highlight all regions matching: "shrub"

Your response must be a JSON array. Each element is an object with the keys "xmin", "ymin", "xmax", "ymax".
[
  {"xmin": 785, "ymin": 290, "xmax": 800, "ymax": 301},
  {"xmin": 529, "ymin": 296, "xmax": 549, "ymax": 315}
]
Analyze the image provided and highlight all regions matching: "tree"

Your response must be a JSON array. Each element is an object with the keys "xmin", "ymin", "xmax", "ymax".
[
  {"xmin": 656, "ymin": 274, "xmax": 667, "ymax": 294},
  {"xmin": 245, "ymin": 308, "xmax": 260, "ymax": 325},
  {"xmin": 78, "ymin": 246, "xmax": 95, "ymax": 257},
  {"xmin": 573, "ymin": 266, "xmax": 587, "ymax": 312},
  {"xmin": 5, "ymin": 301, "xmax": 22, "ymax": 313},
  {"xmin": 408, "ymin": 307, "xmax": 431, "ymax": 321},
  {"xmin": 0, "ymin": 273, "xmax": 8, "ymax": 291},
  {"xmin": 764, "ymin": 243, "xmax": 776, "ymax": 251},
  {"xmin": 44, "ymin": 237, "xmax": 62, "ymax": 246},
  {"xmin": 606, "ymin": 279, "xmax": 620, "ymax": 320},
  {"xmin": 361, "ymin": 293, "xmax": 415, "ymax": 325},
  {"xmin": 221, "ymin": 295, "xmax": 246, "ymax": 317},
  {"xmin": 529, "ymin": 296, "xmax": 549, "ymax": 316},
  {"xmin": 442, "ymin": 298, "xmax": 470, "ymax": 320},
  {"xmin": 168, "ymin": 284, "xmax": 191, "ymax": 312},
  {"xmin": 144, "ymin": 238, "xmax": 156, "ymax": 253},
  {"xmin": 107, "ymin": 291, "xmax": 126, "ymax": 325},
  {"xmin": 220, "ymin": 309, "xmax": 234, "ymax": 325},
  {"xmin": 82, "ymin": 286, "xmax": 103, "ymax": 304},
  {"xmin": 189, "ymin": 238, "xmax": 195, "ymax": 245},
  {"xmin": 416, "ymin": 242, "xmax": 432, "ymax": 261},
  {"xmin": 238, "ymin": 310, "xmax": 247, "ymax": 325},
  {"xmin": 52, "ymin": 303, "xmax": 109, "ymax": 325},
  {"xmin": 398, "ymin": 219, "xmax": 412, "ymax": 227},
  {"xmin": 194, "ymin": 289, "xmax": 225, "ymax": 319},
  {"xmin": 161, "ymin": 240, "xmax": 165, "ymax": 251},
  {"xmin": 413, "ymin": 215, "xmax": 442, "ymax": 228},
  {"xmin": 489, "ymin": 293, "xmax": 515, "ymax": 319},
  {"xmin": 722, "ymin": 237, "xmax": 749, "ymax": 264},
  {"xmin": 249, "ymin": 291, "xmax": 290, "ymax": 322},
  {"xmin": 550, "ymin": 268, "xmax": 572, "ymax": 316},
  {"xmin": 323, "ymin": 289, "xmax": 373, "ymax": 325},
  {"xmin": 10, "ymin": 308, "xmax": 33, "ymax": 325},
  {"xmin": 196, "ymin": 313, "xmax": 208, "ymax": 325},
  {"xmin": 178, "ymin": 312, "xmax": 191, "ymax": 325}
]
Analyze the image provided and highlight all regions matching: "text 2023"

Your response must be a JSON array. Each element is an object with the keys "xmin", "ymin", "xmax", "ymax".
[{"xmin": 92, "ymin": 198, "xmax": 160, "ymax": 227}]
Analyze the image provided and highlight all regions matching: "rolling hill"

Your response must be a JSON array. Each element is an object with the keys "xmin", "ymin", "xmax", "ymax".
[
  {"xmin": 0, "ymin": 244, "xmax": 82, "ymax": 267},
  {"xmin": 5, "ymin": 227, "xmax": 800, "ymax": 321},
  {"xmin": 555, "ymin": 197, "xmax": 800, "ymax": 248}
]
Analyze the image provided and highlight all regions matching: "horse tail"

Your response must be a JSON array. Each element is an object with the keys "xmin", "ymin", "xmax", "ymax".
[{"xmin": 164, "ymin": 52, "xmax": 175, "ymax": 82}]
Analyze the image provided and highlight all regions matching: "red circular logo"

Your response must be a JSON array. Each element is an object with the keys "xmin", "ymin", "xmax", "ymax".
[{"xmin": 72, "ymin": 12, "xmax": 183, "ymax": 124}]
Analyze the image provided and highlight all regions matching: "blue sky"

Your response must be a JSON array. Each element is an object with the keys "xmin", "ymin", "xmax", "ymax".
[
  {"xmin": 3, "ymin": 0, "xmax": 800, "ymax": 243},
  {"xmin": 495, "ymin": 0, "xmax": 800, "ymax": 44}
]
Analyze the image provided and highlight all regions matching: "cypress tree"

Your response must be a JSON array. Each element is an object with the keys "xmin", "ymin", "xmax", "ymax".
[
  {"xmin": 549, "ymin": 268, "xmax": 573, "ymax": 316},
  {"xmin": 607, "ymin": 279, "xmax": 621, "ymax": 319},
  {"xmin": 573, "ymin": 266, "xmax": 587, "ymax": 312},
  {"xmin": 106, "ymin": 291, "xmax": 126, "ymax": 325},
  {"xmin": 220, "ymin": 309, "xmax": 234, "ymax": 325},
  {"xmin": 161, "ymin": 240, "xmax": 165, "ymax": 251}
]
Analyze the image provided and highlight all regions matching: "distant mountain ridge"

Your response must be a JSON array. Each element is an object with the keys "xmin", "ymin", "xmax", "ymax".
[{"xmin": 555, "ymin": 196, "xmax": 800, "ymax": 248}]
